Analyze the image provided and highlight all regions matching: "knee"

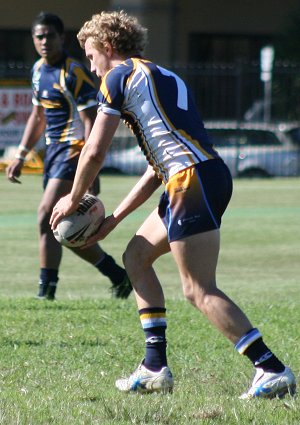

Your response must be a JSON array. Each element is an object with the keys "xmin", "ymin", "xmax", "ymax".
[
  {"xmin": 182, "ymin": 283, "xmax": 215, "ymax": 313},
  {"xmin": 37, "ymin": 203, "xmax": 51, "ymax": 234},
  {"xmin": 122, "ymin": 237, "xmax": 154, "ymax": 276},
  {"xmin": 182, "ymin": 284, "xmax": 198, "ymax": 307}
]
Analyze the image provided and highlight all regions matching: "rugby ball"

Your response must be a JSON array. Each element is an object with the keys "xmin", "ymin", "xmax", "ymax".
[{"xmin": 53, "ymin": 194, "xmax": 105, "ymax": 248}]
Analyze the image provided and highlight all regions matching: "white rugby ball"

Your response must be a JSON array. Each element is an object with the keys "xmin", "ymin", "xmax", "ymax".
[{"xmin": 53, "ymin": 194, "xmax": 105, "ymax": 248}]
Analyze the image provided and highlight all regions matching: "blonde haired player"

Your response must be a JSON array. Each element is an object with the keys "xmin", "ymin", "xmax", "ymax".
[{"xmin": 51, "ymin": 10, "xmax": 296, "ymax": 398}]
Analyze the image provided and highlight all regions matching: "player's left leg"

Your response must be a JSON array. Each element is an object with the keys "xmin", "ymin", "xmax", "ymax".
[
  {"xmin": 116, "ymin": 208, "xmax": 174, "ymax": 393},
  {"xmin": 170, "ymin": 229, "xmax": 252, "ymax": 342},
  {"xmin": 170, "ymin": 230, "xmax": 296, "ymax": 398}
]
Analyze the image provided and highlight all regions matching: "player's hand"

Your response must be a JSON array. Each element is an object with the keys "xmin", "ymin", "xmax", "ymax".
[
  {"xmin": 6, "ymin": 159, "xmax": 24, "ymax": 184},
  {"xmin": 50, "ymin": 194, "xmax": 79, "ymax": 230},
  {"xmin": 81, "ymin": 214, "xmax": 119, "ymax": 248}
]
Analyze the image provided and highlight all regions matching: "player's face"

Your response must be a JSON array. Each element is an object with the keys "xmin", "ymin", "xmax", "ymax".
[
  {"xmin": 85, "ymin": 38, "xmax": 111, "ymax": 78},
  {"xmin": 32, "ymin": 24, "xmax": 65, "ymax": 65}
]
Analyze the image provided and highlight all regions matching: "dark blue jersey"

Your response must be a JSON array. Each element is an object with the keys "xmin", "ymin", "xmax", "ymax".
[
  {"xmin": 32, "ymin": 54, "xmax": 97, "ymax": 144},
  {"xmin": 98, "ymin": 57, "xmax": 219, "ymax": 182}
]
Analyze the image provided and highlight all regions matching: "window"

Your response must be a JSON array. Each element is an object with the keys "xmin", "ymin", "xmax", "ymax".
[
  {"xmin": 208, "ymin": 128, "xmax": 282, "ymax": 147},
  {"xmin": 208, "ymin": 129, "xmax": 244, "ymax": 147},
  {"xmin": 241, "ymin": 130, "xmax": 281, "ymax": 146},
  {"xmin": 189, "ymin": 34, "xmax": 272, "ymax": 63},
  {"xmin": 287, "ymin": 128, "xmax": 300, "ymax": 146}
]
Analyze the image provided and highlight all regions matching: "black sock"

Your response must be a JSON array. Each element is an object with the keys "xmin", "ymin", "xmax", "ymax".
[
  {"xmin": 39, "ymin": 268, "xmax": 58, "ymax": 286},
  {"xmin": 38, "ymin": 268, "xmax": 58, "ymax": 297},
  {"xmin": 144, "ymin": 328, "xmax": 167, "ymax": 371},
  {"xmin": 95, "ymin": 253, "xmax": 126, "ymax": 285},
  {"xmin": 139, "ymin": 308, "xmax": 168, "ymax": 372},
  {"xmin": 244, "ymin": 337, "xmax": 285, "ymax": 373}
]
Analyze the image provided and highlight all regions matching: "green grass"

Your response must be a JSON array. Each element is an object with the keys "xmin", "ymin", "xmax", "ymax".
[{"xmin": 0, "ymin": 174, "xmax": 299, "ymax": 424}]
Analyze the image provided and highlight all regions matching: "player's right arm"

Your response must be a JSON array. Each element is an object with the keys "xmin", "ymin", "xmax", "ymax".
[{"xmin": 6, "ymin": 105, "xmax": 45, "ymax": 183}]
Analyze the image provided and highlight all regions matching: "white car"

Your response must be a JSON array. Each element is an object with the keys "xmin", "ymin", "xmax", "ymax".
[{"xmin": 205, "ymin": 121, "xmax": 300, "ymax": 177}]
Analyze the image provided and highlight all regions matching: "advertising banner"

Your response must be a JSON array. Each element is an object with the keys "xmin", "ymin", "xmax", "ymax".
[{"xmin": 0, "ymin": 86, "xmax": 33, "ymax": 149}]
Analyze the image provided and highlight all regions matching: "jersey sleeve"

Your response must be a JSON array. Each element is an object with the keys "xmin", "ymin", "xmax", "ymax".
[
  {"xmin": 31, "ymin": 61, "xmax": 42, "ymax": 106},
  {"xmin": 97, "ymin": 65, "xmax": 129, "ymax": 117},
  {"xmin": 32, "ymin": 91, "xmax": 41, "ymax": 106}
]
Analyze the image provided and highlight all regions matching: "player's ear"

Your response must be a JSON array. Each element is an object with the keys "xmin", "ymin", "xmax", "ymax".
[{"xmin": 103, "ymin": 42, "xmax": 113, "ymax": 57}]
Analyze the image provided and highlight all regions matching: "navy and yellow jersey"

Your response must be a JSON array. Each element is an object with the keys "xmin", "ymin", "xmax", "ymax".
[
  {"xmin": 32, "ymin": 53, "xmax": 97, "ymax": 145},
  {"xmin": 97, "ymin": 57, "xmax": 220, "ymax": 182}
]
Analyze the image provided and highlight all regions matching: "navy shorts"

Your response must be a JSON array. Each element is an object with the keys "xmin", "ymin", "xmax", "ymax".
[
  {"xmin": 158, "ymin": 159, "xmax": 233, "ymax": 242},
  {"xmin": 43, "ymin": 140, "xmax": 84, "ymax": 189}
]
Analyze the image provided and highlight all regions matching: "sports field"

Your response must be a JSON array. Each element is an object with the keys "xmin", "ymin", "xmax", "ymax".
[{"xmin": 0, "ymin": 174, "xmax": 299, "ymax": 424}]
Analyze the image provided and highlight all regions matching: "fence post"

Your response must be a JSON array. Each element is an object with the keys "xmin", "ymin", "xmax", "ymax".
[
  {"xmin": 235, "ymin": 60, "xmax": 243, "ymax": 121},
  {"xmin": 260, "ymin": 46, "xmax": 275, "ymax": 122}
]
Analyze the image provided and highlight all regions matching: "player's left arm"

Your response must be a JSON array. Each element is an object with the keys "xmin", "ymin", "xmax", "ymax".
[
  {"xmin": 112, "ymin": 165, "xmax": 161, "ymax": 223},
  {"xmin": 82, "ymin": 165, "xmax": 161, "ymax": 246}
]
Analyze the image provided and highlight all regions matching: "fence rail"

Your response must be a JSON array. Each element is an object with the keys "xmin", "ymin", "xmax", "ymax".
[
  {"xmin": 170, "ymin": 61, "xmax": 300, "ymax": 121},
  {"xmin": 1, "ymin": 60, "xmax": 300, "ymax": 121}
]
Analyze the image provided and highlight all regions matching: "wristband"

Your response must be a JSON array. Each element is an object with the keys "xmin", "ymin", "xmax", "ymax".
[
  {"xmin": 18, "ymin": 144, "xmax": 30, "ymax": 153},
  {"xmin": 14, "ymin": 153, "xmax": 26, "ymax": 161}
]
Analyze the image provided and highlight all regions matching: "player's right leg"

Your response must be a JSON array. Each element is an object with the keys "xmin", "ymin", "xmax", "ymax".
[
  {"xmin": 123, "ymin": 208, "xmax": 170, "ymax": 308},
  {"xmin": 115, "ymin": 208, "xmax": 174, "ymax": 393}
]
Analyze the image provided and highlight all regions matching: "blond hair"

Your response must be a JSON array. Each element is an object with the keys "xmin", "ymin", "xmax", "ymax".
[{"xmin": 77, "ymin": 10, "xmax": 148, "ymax": 57}]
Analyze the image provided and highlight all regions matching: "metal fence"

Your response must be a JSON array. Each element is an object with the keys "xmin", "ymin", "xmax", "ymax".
[
  {"xmin": 1, "ymin": 60, "xmax": 300, "ymax": 121},
  {"xmin": 170, "ymin": 61, "xmax": 300, "ymax": 122}
]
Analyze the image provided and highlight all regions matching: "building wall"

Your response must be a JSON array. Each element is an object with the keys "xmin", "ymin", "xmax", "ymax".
[
  {"xmin": 177, "ymin": 0, "xmax": 299, "ymax": 63},
  {"xmin": 0, "ymin": 0, "xmax": 299, "ymax": 64},
  {"xmin": 0, "ymin": 1, "xmax": 110, "ymax": 29}
]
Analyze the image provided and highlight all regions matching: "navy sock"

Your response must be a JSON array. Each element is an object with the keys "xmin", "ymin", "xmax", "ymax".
[
  {"xmin": 95, "ymin": 253, "xmax": 126, "ymax": 285},
  {"xmin": 38, "ymin": 268, "xmax": 58, "ymax": 298},
  {"xmin": 39, "ymin": 268, "xmax": 59, "ymax": 286},
  {"xmin": 139, "ymin": 308, "xmax": 167, "ymax": 372},
  {"xmin": 236, "ymin": 328, "xmax": 285, "ymax": 373},
  {"xmin": 244, "ymin": 337, "xmax": 285, "ymax": 373}
]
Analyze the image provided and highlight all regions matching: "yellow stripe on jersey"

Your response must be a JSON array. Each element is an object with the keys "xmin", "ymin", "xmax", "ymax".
[
  {"xmin": 64, "ymin": 58, "xmax": 95, "ymax": 98},
  {"xmin": 101, "ymin": 71, "xmax": 113, "ymax": 104},
  {"xmin": 57, "ymin": 70, "xmax": 73, "ymax": 143},
  {"xmin": 73, "ymin": 67, "xmax": 95, "ymax": 98},
  {"xmin": 40, "ymin": 99, "xmax": 62, "ymax": 109},
  {"xmin": 35, "ymin": 58, "xmax": 45, "ymax": 72},
  {"xmin": 179, "ymin": 129, "xmax": 214, "ymax": 160}
]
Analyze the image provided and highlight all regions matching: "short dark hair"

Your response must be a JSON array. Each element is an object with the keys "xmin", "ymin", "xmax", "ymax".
[{"xmin": 31, "ymin": 12, "xmax": 64, "ymax": 35}]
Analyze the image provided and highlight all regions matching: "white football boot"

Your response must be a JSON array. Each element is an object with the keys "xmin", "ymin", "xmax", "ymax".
[
  {"xmin": 115, "ymin": 363, "xmax": 174, "ymax": 394},
  {"xmin": 240, "ymin": 366, "xmax": 296, "ymax": 399}
]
